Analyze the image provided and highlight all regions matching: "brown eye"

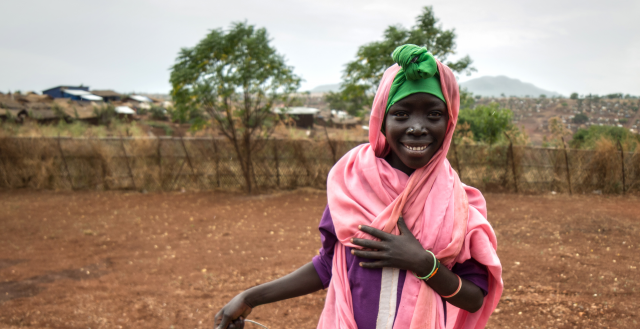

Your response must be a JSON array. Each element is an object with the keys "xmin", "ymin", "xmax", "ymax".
[{"xmin": 428, "ymin": 111, "xmax": 442, "ymax": 118}]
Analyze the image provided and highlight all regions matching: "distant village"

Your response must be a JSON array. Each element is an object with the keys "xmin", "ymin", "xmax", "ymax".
[
  {"xmin": 0, "ymin": 86, "xmax": 172, "ymax": 125},
  {"xmin": 0, "ymin": 85, "xmax": 638, "ymax": 144},
  {"xmin": 475, "ymin": 96, "xmax": 640, "ymax": 144}
]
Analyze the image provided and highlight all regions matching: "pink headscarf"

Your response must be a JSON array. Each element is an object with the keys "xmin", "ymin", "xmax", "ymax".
[{"xmin": 318, "ymin": 61, "xmax": 503, "ymax": 329}]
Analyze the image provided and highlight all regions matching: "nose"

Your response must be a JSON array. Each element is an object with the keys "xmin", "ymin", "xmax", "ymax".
[{"xmin": 406, "ymin": 126, "xmax": 428, "ymax": 136}]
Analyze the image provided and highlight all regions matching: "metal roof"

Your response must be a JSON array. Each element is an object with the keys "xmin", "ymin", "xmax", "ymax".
[
  {"xmin": 63, "ymin": 89, "xmax": 92, "ymax": 96},
  {"xmin": 115, "ymin": 106, "xmax": 135, "ymax": 114},
  {"xmin": 130, "ymin": 95, "xmax": 152, "ymax": 103},
  {"xmin": 80, "ymin": 94, "xmax": 103, "ymax": 101},
  {"xmin": 273, "ymin": 107, "xmax": 320, "ymax": 115}
]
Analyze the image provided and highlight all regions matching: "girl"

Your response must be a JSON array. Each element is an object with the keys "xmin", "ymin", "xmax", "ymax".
[{"xmin": 215, "ymin": 44, "xmax": 503, "ymax": 329}]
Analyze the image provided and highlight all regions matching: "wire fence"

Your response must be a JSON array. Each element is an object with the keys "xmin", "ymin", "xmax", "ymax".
[{"xmin": 0, "ymin": 137, "xmax": 638, "ymax": 194}]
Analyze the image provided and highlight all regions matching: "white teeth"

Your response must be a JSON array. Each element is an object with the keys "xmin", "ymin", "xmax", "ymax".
[{"xmin": 404, "ymin": 144, "xmax": 427, "ymax": 151}]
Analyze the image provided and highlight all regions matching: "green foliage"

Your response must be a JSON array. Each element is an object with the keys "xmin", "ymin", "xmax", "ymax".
[
  {"xmin": 51, "ymin": 104, "xmax": 67, "ymax": 120},
  {"xmin": 459, "ymin": 88, "xmax": 475, "ymax": 110},
  {"xmin": 458, "ymin": 103, "xmax": 513, "ymax": 146},
  {"xmin": 619, "ymin": 118, "xmax": 628, "ymax": 124},
  {"xmin": 93, "ymin": 104, "xmax": 117, "ymax": 125},
  {"xmin": 570, "ymin": 92, "xmax": 579, "ymax": 100},
  {"xmin": 170, "ymin": 21, "xmax": 300, "ymax": 193},
  {"xmin": 606, "ymin": 93, "xmax": 623, "ymax": 99},
  {"xmin": 328, "ymin": 6, "xmax": 475, "ymax": 116},
  {"xmin": 137, "ymin": 107, "xmax": 149, "ymax": 115},
  {"xmin": 147, "ymin": 121, "xmax": 174, "ymax": 135},
  {"xmin": 570, "ymin": 125, "xmax": 640, "ymax": 150},
  {"xmin": 572, "ymin": 113, "xmax": 589, "ymax": 124},
  {"xmin": 149, "ymin": 105, "xmax": 168, "ymax": 121},
  {"xmin": 325, "ymin": 84, "xmax": 371, "ymax": 116}
]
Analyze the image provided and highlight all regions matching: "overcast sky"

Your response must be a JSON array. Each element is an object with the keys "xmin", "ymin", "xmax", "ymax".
[{"xmin": 0, "ymin": 0, "xmax": 638, "ymax": 96}]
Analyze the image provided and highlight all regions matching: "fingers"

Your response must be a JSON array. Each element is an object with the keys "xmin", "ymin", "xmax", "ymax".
[
  {"xmin": 229, "ymin": 317, "xmax": 244, "ymax": 329},
  {"xmin": 217, "ymin": 313, "xmax": 231, "ymax": 329},
  {"xmin": 397, "ymin": 216, "xmax": 410, "ymax": 235},
  {"xmin": 351, "ymin": 248, "xmax": 385, "ymax": 259},
  {"xmin": 351, "ymin": 237, "xmax": 385, "ymax": 250},
  {"xmin": 359, "ymin": 260, "xmax": 387, "ymax": 269},
  {"xmin": 358, "ymin": 224, "xmax": 392, "ymax": 240}
]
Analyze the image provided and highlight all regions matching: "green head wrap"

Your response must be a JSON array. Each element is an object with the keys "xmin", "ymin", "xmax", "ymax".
[{"xmin": 385, "ymin": 44, "xmax": 445, "ymax": 113}]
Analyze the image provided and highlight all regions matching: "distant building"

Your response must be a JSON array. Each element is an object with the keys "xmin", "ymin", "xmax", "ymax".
[
  {"xmin": 92, "ymin": 90, "xmax": 122, "ymax": 102},
  {"xmin": 60, "ymin": 89, "xmax": 103, "ymax": 102},
  {"xmin": 42, "ymin": 86, "xmax": 89, "ymax": 99},
  {"xmin": 273, "ymin": 107, "xmax": 320, "ymax": 128}
]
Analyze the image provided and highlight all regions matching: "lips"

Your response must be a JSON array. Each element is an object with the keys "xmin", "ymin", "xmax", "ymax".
[{"xmin": 402, "ymin": 143, "xmax": 429, "ymax": 152}]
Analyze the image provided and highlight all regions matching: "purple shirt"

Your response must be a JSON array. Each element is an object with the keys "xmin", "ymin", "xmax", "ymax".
[{"xmin": 312, "ymin": 206, "xmax": 488, "ymax": 329}]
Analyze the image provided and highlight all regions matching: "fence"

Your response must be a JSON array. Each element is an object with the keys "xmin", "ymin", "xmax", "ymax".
[{"xmin": 0, "ymin": 137, "xmax": 638, "ymax": 194}]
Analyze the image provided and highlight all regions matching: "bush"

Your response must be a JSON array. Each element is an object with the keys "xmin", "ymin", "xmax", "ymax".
[
  {"xmin": 571, "ymin": 125, "xmax": 639, "ymax": 150},
  {"xmin": 150, "ymin": 105, "xmax": 168, "ymax": 121},
  {"xmin": 572, "ymin": 113, "xmax": 589, "ymax": 124},
  {"xmin": 93, "ymin": 104, "xmax": 117, "ymax": 125},
  {"xmin": 458, "ymin": 102, "xmax": 513, "ymax": 146}
]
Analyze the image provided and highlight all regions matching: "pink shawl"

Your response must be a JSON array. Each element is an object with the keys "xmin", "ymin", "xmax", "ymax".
[{"xmin": 318, "ymin": 61, "xmax": 503, "ymax": 329}]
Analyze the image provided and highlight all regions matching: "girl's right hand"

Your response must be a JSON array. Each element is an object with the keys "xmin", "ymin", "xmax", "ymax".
[{"xmin": 214, "ymin": 293, "xmax": 253, "ymax": 329}]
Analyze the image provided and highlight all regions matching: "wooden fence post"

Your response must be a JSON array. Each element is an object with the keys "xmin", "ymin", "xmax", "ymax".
[
  {"xmin": 156, "ymin": 138, "xmax": 162, "ymax": 189},
  {"xmin": 323, "ymin": 125, "xmax": 337, "ymax": 164},
  {"xmin": 273, "ymin": 141, "xmax": 280, "ymax": 188},
  {"xmin": 504, "ymin": 133, "xmax": 518, "ymax": 193},
  {"xmin": 119, "ymin": 135, "xmax": 137, "ymax": 190},
  {"xmin": 561, "ymin": 137, "xmax": 572, "ymax": 195},
  {"xmin": 179, "ymin": 135, "xmax": 198, "ymax": 186},
  {"xmin": 0, "ymin": 140, "xmax": 9, "ymax": 187},
  {"xmin": 57, "ymin": 134, "xmax": 75, "ymax": 190},
  {"xmin": 617, "ymin": 140, "xmax": 626, "ymax": 195},
  {"xmin": 212, "ymin": 139, "xmax": 220, "ymax": 187}
]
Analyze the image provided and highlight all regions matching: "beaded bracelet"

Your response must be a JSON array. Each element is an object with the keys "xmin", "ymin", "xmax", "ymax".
[
  {"xmin": 441, "ymin": 275, "xmax": 462, "ymax": 299},
  {"xmin": 413, "ymin": 250, "xmax": 439, "ymax": 281}
]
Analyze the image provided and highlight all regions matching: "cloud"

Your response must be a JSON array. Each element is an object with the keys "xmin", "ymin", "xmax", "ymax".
[{"xmin": 0, "ymin": 0, "xmax": 638, "ymax": 95}]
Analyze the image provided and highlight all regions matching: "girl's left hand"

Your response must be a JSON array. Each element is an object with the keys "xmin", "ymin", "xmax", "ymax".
[{"xmin": 351, "ymin": 216, "xmax": 434, "ymax": 277}]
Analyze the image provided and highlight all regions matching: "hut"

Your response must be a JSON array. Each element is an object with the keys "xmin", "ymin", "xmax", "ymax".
[
  {"xmin": 92, "ymin": 90, "xmax": 122, "ymax": 102},
  {"xmin": 273, "ymin": 107, "xmax": 320, "ymax": 129},
  {"xmin": 42, "ymin": 86, "xmax": 90, "ymax": 99}
]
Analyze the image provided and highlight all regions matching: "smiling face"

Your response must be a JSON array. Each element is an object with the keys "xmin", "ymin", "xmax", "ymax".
[{"xmin": 384, "ymin": 92, "xmax": 449, "ymax": 176}]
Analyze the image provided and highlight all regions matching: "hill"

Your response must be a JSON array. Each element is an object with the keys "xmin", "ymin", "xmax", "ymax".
[
  {"xmin": 309, "ymin": 83, "xmax": 341, "ymax": 93},
  {"xmin": 460, "ymin": 76, "xmax": 561, "ymax": 98}
]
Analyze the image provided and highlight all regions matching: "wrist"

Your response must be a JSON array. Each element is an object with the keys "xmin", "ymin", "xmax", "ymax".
[
  {"xmin": 413, "ymin": 249, "xmax": 435, "ymax": 278},
  {"xmin": 240, "ymin": 289, "xmax": 260, "ymax": 309}
]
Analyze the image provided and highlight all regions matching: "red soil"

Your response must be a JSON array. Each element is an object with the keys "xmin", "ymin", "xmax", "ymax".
[{"xmin": 0, "ymin": 190, "xmax": 638, "ymax": 328}]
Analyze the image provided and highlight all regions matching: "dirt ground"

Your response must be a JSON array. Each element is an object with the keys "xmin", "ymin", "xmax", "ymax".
[{"xmin": 0, "ymin": 189, "xmax": 638, "ymax": 329}]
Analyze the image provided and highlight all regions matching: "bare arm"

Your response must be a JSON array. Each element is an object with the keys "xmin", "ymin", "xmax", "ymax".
[{"xmin": 214, "ymin": 262, "xmax": 323, "ymax": 329}]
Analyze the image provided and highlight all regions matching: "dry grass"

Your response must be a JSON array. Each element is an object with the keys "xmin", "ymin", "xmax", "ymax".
[{"xmin": 0, "ymin": 137, "xmax": 638, "ymax": 194}]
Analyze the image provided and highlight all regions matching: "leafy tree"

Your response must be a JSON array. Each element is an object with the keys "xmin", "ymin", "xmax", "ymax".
[
  {"xmin": 570, "ymin": 92, "xmax": 579, "ymax": 100},
  {"xmin": 571, "ymin": 125, "xmax": 639, "ymax": 150},
  {"xmin": 459, "ymin": 88, "xmax": 475, "ymax": 110},
  {"xmin": 327, "ymin": 6, "xmax": 475, "ymax": 116},
  {"xmin": 458, "ymin": 102, "xmax": 513, "ymax": 147},
  {"xmin": 93, "ymin": 104, "xmax": 117, "ymax": 125},
  {"xmin": 544, "ymin": 116, "xmax": 571, "ymax": 148},
  {"xmin": 170, "ymin": 22, "xmax": 301, "ymax": 193},
  {"xmin": 572, "ymin": 113, "xmax": 589, "ymax": 124}
]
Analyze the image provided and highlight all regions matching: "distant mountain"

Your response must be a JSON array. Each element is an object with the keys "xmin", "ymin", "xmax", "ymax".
[
  {"xmin": 460, "ymin": 76, "xmax": 561, "ymax": 98},
  {"xmin": 309, "ymin": 83, "xmax": 341, "ymax": 93}
]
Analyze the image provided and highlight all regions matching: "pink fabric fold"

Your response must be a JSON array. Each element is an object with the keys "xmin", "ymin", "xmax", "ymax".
[{"xmin": 318, "ymin": 61, "xmax": 503, "ymax": 329}]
